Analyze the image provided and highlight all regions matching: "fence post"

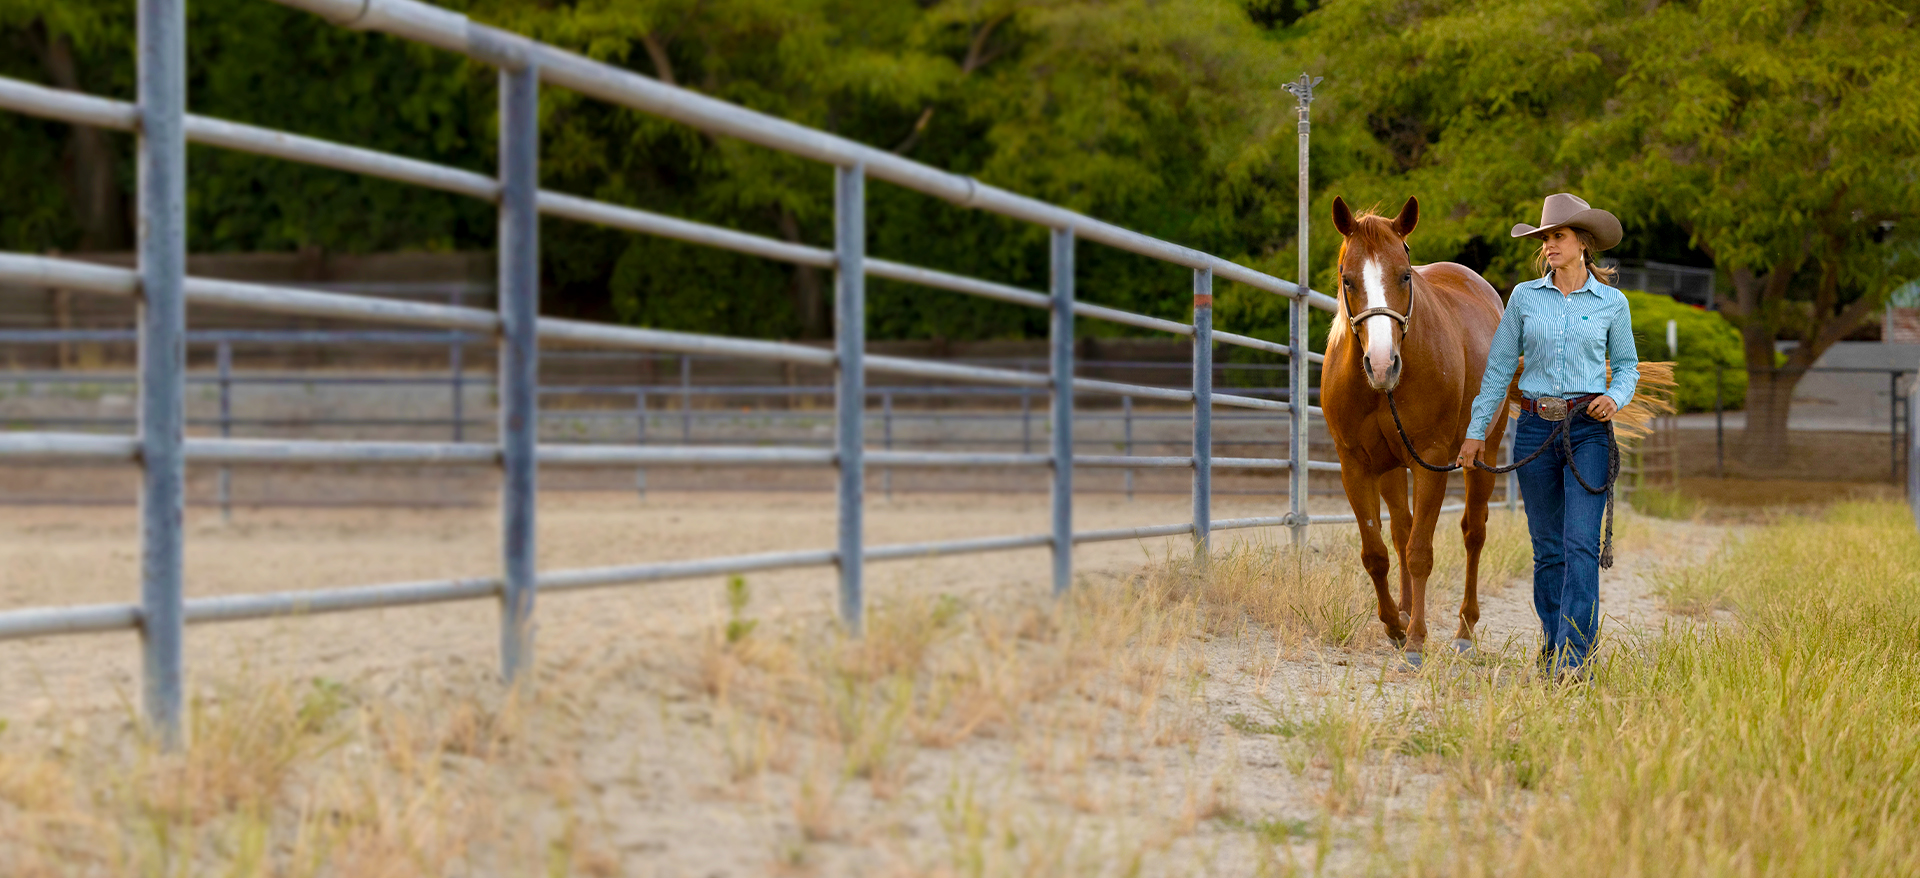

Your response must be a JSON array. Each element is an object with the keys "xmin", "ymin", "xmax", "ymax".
[
  {"xmin": 835, "ymin": 163, "xmax": 867, "ymax": 633},
  {"xmin": 1021, "ymin": 387, "xmax": 1032, "ymax": 454},
  {"xmin": 1892, "ymin": 370, "xmax": 1900, "ymax": 484},
  {"xmin": 635, "ymin": 390, "xmax": 647, "ymax": 500},
  {"xmin": 1714, "ymin": 363, "xmax": 1725, "ymax": 478},
  {"xmin": 1284, "ymin": 72, "xmax": 1321, "ymax": 547},
  {"xmin": 1909, "ymin": 369, "xmax": 1918, "ymax": 531},
  {"xmin": 217, "ymin": 340, "xmax": 232, "ymax": 522},
  {"xmin": 137, "ymin": 0, "xmax": 188, "ymax": 749},
  {"xmin": 1123, "ymin": 395, "xmax": 1134, "ymax": 501},
  {"xmin": 497, "ymin": 62, "xmax": 540, "ymax": 683},
  {"xmin": 450, "ymin": 289, "xmax": 465, "ymax": 442},
  {"xmin": 882, "ymin": 390, "xmax": 893, "ymax": 500},
  {"xmin": 680, "ymin": 354, "xmax": 692, "ymax": 442},
  {"xmin": 1050, "ymin": 227, "xmax": 1076, "ymax": 596},
  {"xmin": 1192, "ymin": 268, "xmax": 1213, "ymax": 551}
]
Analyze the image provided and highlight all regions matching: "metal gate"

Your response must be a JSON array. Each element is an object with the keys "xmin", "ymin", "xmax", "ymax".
[{"xmin": 0, "ymin": 0, "xmax": 1352, "ymax": 746}]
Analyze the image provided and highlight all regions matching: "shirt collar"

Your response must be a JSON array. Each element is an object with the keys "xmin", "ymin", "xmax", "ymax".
[{"xmin": 1528, "ymin": 272, "xmax": 1604, "ymax": 296}]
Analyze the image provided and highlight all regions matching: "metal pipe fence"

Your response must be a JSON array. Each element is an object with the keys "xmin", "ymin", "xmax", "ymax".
[{"xmin": 0, "ymin": 0, "xmax": 1373, "ymax": 745}]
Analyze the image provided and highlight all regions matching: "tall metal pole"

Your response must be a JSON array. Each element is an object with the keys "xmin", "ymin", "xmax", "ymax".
[
  {"xmin": 137, "ymin": 0, "xmax": 188, "ymax": 748},
  {"xmin": 1191, "ymin": 268, "xmax": 1213, "ymax": 551},
  {"xmin": 1283, "ymin": 73, "xmax": 1321, "ymax": 547},
  {"xmin": 497, "ymin": 64, "xmax": 540, "ymax": 682},
  {"xmin": 834, "ymin": 164, "xmax": 867, "ymax": 632},
  {"xmin": 1050, "ymin": 227, "xmax": 1076, "ymax": 595}
]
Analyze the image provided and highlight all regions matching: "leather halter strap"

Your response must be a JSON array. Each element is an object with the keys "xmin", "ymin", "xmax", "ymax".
[{"xmin": 1340, "ymin": 243, "xmax": 1415, "ymax": 337}]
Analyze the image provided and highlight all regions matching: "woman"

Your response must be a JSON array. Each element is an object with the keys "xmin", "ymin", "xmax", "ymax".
[{"xmin": 1455, "ymin": 193, "xmax": 1639, "ymax": 681}]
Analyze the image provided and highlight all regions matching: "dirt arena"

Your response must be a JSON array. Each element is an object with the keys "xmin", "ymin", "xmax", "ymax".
[{"xmin": 0, "ymin": 489, "xmax": 1332, "ymax": 716}]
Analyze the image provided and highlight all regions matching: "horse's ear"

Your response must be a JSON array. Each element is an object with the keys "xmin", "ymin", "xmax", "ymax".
[
  {"xmin": 1332, "ymin": 197, "xmax": 1355, "ymax": 237},
  {"xmin": 1392, "ymin": 196, "xmax": 1419, "ymax": 238}
]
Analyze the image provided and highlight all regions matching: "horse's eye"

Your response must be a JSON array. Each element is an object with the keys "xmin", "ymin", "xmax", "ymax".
[{"xmin": 1402, "ymin": 273, "xmax": 1412, "ymax": 284}]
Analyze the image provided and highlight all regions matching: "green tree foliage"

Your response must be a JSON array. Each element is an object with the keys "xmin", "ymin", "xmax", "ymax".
[
  {"xmin": 475, "ymin": 0, "xmax": 1303, "ymax": 338},
  {"xmin": 0, "ymin": 0, "xmax": 496, "ymax": 257},
  {"xmin": 1290, "ymin": 0, "xmax": 1919, "ymax": 447}
]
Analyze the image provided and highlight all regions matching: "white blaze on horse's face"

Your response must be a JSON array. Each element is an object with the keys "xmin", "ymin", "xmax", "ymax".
[{"xmin": 1361, "ymin": 258, "xmax": 1398, "ymax": 389}]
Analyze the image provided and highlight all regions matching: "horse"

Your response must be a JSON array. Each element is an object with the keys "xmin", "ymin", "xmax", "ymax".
[{"xmin": 1319, "ymin": 196, "xmax": 1512, "ymax": 661}]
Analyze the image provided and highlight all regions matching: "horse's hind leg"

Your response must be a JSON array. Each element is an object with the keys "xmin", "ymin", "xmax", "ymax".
[
  {"xmin": 1339, "ymin": 466, "xmax": 1403, "ymax": 645},
  {"xmin": 1458, "ymin": 463, "xmax": 1497, "ymax": 647},
  {"xmin": 1380, "ymin": 467, "xmax": 1414, "ymax": 629}
]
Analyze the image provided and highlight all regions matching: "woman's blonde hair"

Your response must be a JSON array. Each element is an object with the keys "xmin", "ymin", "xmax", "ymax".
[{"xmin": 1532, "ymin": 228, "xmax": 1618, "ymax": 284}]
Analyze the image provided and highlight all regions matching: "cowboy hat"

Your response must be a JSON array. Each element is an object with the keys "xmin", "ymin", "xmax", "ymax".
[{"xmin": 1510, "ymin": 193, "xmax": 1622, "ymax": 251}]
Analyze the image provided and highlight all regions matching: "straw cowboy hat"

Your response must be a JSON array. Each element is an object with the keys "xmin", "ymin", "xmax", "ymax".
[{"xmin": 1510, "ymin": 193, "xmax": 1622, "ymax": 251}]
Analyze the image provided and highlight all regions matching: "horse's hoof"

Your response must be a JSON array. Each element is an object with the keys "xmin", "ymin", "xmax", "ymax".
[
  {"xmin": 1401, "ymin": 651, "xmax": 1424, "ymax": 670},
  {"xmin": 1388, "ymin": 633, "xmax": 1407, "ymax": 649},
  {"xmin": 1452, "ymin": 638, "xmax": 1475, "ymax": 655}
]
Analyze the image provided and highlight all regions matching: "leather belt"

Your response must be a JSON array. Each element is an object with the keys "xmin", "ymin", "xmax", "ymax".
[{"xmin": 1519, "ymin": 393, "xmax": 1600, "ymax": 421}]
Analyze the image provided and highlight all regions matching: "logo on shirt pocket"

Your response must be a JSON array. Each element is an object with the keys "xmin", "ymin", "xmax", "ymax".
[{"xmin": 1577, "ymin": 313, "xmax": 1607, "ymax": 348}]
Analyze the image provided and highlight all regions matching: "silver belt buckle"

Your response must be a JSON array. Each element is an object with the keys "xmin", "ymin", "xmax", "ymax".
[{"xmin": 1537, "ymin": 397, "xmax": 1569, "ymax": 422}]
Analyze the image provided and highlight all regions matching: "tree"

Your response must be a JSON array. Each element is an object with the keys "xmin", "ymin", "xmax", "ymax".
[
  {"xmin": 0, "ymin": 0, "xmax": 132, "ymax": 252},
  {"xmin": 1580, "ymin": 0, "xmax": 1920, "ymax": 458},
  {"xmin": 1284, "ymin": 0, "xmax": 1920, "ymax": 457}
]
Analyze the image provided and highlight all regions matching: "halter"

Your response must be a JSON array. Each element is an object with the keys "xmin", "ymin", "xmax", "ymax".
[{"xmin": 1341, "ymin": 243, "xmax": 1415, "ymax": 338}]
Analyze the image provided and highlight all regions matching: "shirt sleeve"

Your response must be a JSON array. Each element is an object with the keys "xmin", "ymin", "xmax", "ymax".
[
  {"xmin": 1603, "ymin": 294, "xmax": 1640, "ymax": 409},
  {"xmin": 1467, "ymin": 293, "xmax": 1524, "ymax": 441}
]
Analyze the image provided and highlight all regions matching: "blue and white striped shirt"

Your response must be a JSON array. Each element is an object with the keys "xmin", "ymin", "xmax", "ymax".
[{"xmin": 1466, "ymin": 273, "xmax": 1639, "ymax": 441}]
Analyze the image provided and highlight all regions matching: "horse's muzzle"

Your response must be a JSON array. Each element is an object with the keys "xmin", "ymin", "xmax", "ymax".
[{"xmin": 1363, "ymin": 352, "xmax": 1403, "ymax": 392}]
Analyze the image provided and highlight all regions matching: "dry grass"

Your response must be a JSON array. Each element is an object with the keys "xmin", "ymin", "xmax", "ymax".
[
  {"xmin": 0, "ymin": 507, "xmax": 1549, "ymax": 875},
  {"xmin": 0, "ymin": 667, "xmax": 619, "ymax": 877}
]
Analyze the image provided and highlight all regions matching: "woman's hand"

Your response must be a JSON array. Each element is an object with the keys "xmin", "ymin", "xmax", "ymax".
[
  {"xmin": 1456, "ymin": 438, "xmax": 1486, "ymax": 469},
  {"xmin": 1586, "ymin": 396, "xmax": 1619, "ymax": 420}
]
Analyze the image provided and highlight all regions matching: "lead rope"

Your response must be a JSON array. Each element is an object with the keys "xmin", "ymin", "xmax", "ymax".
[{"xmin": 1384, "ymin": 389, "xmax": 1618, "ymax": 568}]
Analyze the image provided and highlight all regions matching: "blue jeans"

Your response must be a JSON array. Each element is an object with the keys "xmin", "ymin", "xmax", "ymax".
[{"xmin": 1513, "ymin": 407, "xmax": 1612, "ymax": 670}]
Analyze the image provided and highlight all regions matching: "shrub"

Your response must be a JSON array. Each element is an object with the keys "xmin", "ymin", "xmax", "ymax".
[{"xmin": 1621, "ymin": 289, "xmax": 1746, "ymax": 413}]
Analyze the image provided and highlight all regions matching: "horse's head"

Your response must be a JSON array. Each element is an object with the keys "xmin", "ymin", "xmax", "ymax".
[{"xmin": 1331, "ymin": 195, "xmax": 1420, "ymax": 393}]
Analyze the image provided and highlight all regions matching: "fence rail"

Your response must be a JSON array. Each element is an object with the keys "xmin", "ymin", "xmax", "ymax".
[{"xmin": 0, "ymin": 0, "xmax": 1358, "ymax": 746}]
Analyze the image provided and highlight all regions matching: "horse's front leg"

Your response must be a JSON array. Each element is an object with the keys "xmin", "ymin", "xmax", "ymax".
[
  {"xmin": 1403, "ymin": 466, "xmax": 1452, "ymax": 656},
  {"xmin": 1458, "ymin": 464, "xmax": 1497, "ymax": 649},
  {"xmin": 1338, "ymin": 466, "xmax": 1403, "ymax": 645},
  {"xmin": 1379, "ymin": 467, "xmax": 1413, "ymax": 630}
]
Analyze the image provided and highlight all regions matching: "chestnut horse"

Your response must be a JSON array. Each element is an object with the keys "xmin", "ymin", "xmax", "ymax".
[{"xmin": 1320, "ymin": 196, "xmax": 1511, "ymax": 660}]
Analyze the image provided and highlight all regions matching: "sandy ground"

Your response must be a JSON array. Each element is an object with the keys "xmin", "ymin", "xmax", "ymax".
[
  {"xmin": 0, "ymin": 490, "xmax": 1731, "ymax": 875},
  {"xmin": 0, "ymin": 490, "xmax": 1329, "ymax": 716}
]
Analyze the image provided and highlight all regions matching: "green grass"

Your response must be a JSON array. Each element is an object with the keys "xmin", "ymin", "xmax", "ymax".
[{"xmin": 1401, "ymin": 501, "xmax": 1920, "ymax": 876}]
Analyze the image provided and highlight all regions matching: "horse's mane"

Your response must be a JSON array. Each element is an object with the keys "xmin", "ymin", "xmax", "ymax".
[{"xmin": 1328, "ymin": 210, "xmax": 1403, "ymax": 344}]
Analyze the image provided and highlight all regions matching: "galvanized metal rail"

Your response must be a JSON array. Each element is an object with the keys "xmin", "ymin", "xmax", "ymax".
[{"xmin": 0, "ymin": 0, "xmax": 1367, "ymax": 745}]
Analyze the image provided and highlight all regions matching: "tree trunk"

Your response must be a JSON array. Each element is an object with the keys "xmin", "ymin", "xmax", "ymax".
[
  {"xmin": 1739, "ymin": 366, "xmax": 1802, "ymax": 470},
  {"xmin": 776, "ymin": 210, "xmax": 826, "ymax": 339},
  {"xmin": 38, "ymin": 28, "xmax": 130, "ymax": 252}
]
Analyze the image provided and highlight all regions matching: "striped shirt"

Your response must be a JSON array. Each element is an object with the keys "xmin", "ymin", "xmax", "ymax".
[{"xmin": 1466, "ymin": 272, "xmax": 1640, "ymax": 440}]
